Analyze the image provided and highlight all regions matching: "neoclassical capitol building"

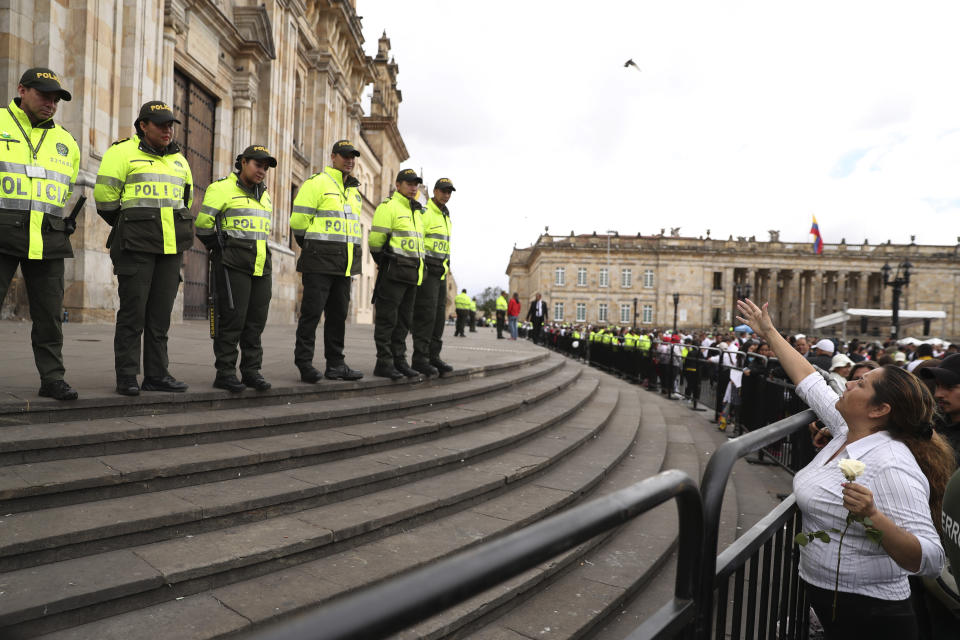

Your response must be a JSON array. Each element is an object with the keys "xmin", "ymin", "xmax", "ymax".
[
  {"xmin": 507, "ymin": 230, "xmax": 960, "ymax": 339},
  {"xmin": 0, "ymin": 0, "xmax": 455, "ymax": 324}
]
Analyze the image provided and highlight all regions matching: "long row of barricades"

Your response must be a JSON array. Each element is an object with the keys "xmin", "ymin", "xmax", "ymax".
[{"xmin": 536, "ymin": 329, "xmax": 819, "ymax": 475}]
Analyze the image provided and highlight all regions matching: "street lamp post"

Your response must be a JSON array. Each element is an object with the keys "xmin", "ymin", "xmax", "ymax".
[
  {"xmin": 881, "ymin": 260, "xmax": 912, "ymax": 339},
  {"xmin": 673, "ymin": 292, "xmax": 680, "ymax": 333}
]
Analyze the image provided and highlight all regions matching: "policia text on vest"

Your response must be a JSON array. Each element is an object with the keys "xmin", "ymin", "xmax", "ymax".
[
  {"xmin": 95, "ymin": 100, "xmax": 194, "ymax": 396},
  {"xmin": 0, "ymin": 67, "xmax": 80, "ymax": 400}
]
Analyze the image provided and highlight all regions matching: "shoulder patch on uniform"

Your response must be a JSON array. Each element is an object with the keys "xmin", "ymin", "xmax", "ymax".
[{"xmin": 111, "ymin": 137, "xmax": 130, "ymax": 146}]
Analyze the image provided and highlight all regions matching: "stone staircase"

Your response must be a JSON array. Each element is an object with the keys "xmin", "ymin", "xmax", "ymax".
[{"xmin": 0, "ymin": 335, "xmax": 790, "ymax": 640}]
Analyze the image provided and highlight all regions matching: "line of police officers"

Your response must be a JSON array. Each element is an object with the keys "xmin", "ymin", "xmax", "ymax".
[{"xmin": 0, "ymin": 67, "xmax": 457, "ymax": 400}]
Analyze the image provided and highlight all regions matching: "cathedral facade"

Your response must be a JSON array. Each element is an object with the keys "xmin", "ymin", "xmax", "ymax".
[
  {"xmin": 507, "ymin": 231, "xmax": 960, "ymax": 339},
  {"xmin": 0, "ymin": 0, "xmax": 440, "ymax": 324}
]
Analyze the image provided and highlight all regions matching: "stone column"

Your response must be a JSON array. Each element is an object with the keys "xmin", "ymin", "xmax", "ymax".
[
  {"xmin": 836, "ymin": 271, "xmax": 848, "ymax": 312},
  {"xmin": 233, "ymin": 98, "xmax": 253, "ymax": 150},
  {"xmin": 768, "ymin": 269, "xmax": 780, "ymax": 319},
  {"xmin": 810, "ymin": 270, "xmax": 824, "ymax": 330}
]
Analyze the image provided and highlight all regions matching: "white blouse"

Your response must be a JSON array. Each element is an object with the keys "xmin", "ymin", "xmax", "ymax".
[{"xmin": 793, "ymin": 372, "xmax": 945, "ymax": 600}]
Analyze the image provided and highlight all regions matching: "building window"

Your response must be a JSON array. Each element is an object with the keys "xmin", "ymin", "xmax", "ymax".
[
  {"xmin": 599, "ymin": 268, "xmax": 609, "ymax": 288},
  {"xmin": 576, "ymin": 302, "xmax": 586, "ymax": 322},
  {"xmin": 643, "ymin": 269, "xmax": 654, "ymax": 289},
  {"xmin": 713, "ymin": 272, "xmax": 723, "ymax": 290},
  {"xmin": 554, "ymin": 302, "xmax": 564, "ymax": 321},
  {"xmin": 621, "ymin": 268, "xmax": 632, "ymax": 288},
  {"xmin": 712, "ymin": 308, "xmax": 722, "ymax": 325},
  {"xmin": 554, "ymin": 266, "xmax": 565, "ymax": 286},
  {"xmin": 598, "ymin": 303, "xmax": 608, "ymax": 323},
  {"xmin": 577, "ymin": 267, "xmax": 587, "ymax": 287},
  {"xmin": 620, "ymin": 303, "xmax": 631, "ymax": 323},
  {"xmin": 642, "ymin": 304, "xmax": 654, "ymax": 324}
]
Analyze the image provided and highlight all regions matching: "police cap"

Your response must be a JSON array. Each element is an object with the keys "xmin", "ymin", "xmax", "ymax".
[
  {"xmin": 434, "ymin": 178, "xmax": 456, "ymax": 192},
  {"xmin": 137, "ymin": 101, "xmax": 181, "ymax": 125},
  {"xmin": 19, "ymin": 67, "xmax": 71, "ymax": 101},
  {"xmin": 241, "ymin": 144, "xmax": 278, "ymax": 168},
  {"xmin": 332, "ymin": 139, "xmax": 360, "ymax": 158},
  {"xmin": 396, "ymin": 168, "xmax": 422, "ymax": 184}
]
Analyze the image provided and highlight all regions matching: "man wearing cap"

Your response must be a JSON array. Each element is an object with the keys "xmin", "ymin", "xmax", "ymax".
[
  {"xmin": 289, "ymin": 139, "xmax": 364, "ymax": 383},
  {"xmin": 410, "ymin": 177, "xmax": 455, "ymax": 377},
  {"xmin": 369, "ymin": 169, "xmax": 425, "ymax": 379},
  {"xmin": 806, "ymin": 338, "xmax": 834, "ymax": 371},
  {"xmin": 919, "ymin": 354, "xmax": 960, "ymax": 464},
  {"xmin": 196, "ymin": 145, "xmax": 276, "ymax": 392},
  {"xmin": 95, "ymin": 100, "xmax": 194, "ymax": 395},
  {"xmin": 0, "ymin": 68, "xmax": 80, "ymax": 400}
]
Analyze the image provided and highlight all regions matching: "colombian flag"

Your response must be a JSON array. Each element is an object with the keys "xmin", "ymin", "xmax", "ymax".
[{"xmin": 810, "ymin": 216, "xmax": 824, "ymax": 254}]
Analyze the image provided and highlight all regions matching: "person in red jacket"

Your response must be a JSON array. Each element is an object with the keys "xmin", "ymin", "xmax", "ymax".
[{"xmin": 507, "ymin": 292, "xmax": 521, "ymax": 340}]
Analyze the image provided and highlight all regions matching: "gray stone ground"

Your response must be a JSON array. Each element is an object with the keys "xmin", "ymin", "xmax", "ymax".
[{"xmin": 0, "ymin": 319, "xmax": 521, "ymax": 402}]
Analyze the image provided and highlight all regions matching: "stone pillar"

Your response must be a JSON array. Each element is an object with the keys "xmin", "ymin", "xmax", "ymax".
[
  {"xmin": 233, "ymin": 98, "xmax": 253, "ymax": 150},
  {"xmin": 768, "ymin": 269, "xmax": 780, "ymax": 319},
  {"xmin": 809, "ymin": 270, "xmax": 824, "ymax": 330},
  {"xmin": 836, "ymin": 271, "xmax": 848, "ymax": 312}
]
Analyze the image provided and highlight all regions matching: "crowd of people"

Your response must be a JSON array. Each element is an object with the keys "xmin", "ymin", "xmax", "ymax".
[{"xmin": 520, "ymin": 295, "xmax": 960, "ymax": 638}]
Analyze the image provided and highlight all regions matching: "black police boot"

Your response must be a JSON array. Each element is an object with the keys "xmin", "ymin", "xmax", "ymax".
[
  {"xmin": 373, "ymin": 362, "xmax": 404, "ymax": 380},
  {"xmin": 412, "ymin": 361, "xmax": 439, "ymax": 378},
  {"xmin": 394, "ymin": 360, "xmax": 421, "ymax": 379},
  {"xmin": 325, "ymin": 363, "xmax": 364, "ymax": 381},
  {"xmin": 430, "ymin": 359, "xmax": 454, "ymax": 374},
  {"xmin": 141, "ymin": 375, "xmax": 189, "ymax": 392},
  {"xmin": 116, "ymin": 376, "xmax": 140, "ymax": 396},
  {"xmin": 241, "ymin": 373, "xmax": 271, "ymax": 391},
  {"xmin": 38, "ymin": 379, "xmax": 78, "ymax": 401},
  {"xmin": 213, "ymin": 375, "xmax": 246, "ymax": 393},
  {"xmin": 300, "ymin": 367, "xmax": 323, "ymax": 383}
]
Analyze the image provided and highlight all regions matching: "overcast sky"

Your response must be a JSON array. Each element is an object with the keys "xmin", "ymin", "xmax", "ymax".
[{"xmin": 359, "ymin": 1, "xmax": 960, "ymax": 297}]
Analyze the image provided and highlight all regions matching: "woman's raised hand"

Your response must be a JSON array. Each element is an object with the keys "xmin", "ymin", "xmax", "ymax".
[{"xmin": 735, "ymin": 298, "xmax": 775, "ymax": 341}]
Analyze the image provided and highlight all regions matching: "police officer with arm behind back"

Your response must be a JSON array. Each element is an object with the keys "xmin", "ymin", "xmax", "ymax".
[
  {"xmin": 196, "ymin": 145, "xmax": 276, "ymax": 392},
  {"xmin": 95, "ymin": 101, "xmax": 194, "ymax": 396},
  {"xmin": 369, "ymin": 169, "xmax": 426, "ymax": 380},
  {"xmin": 411, "ymin": 177, "xmax": 456, "ymax": 376},
  {"xmin": 289, "ymin": 139, "xmax": 364, "ymax": 383},
  {"xmin": 0, "ymin": 68, "xmax": 80, "ymax": 400}
]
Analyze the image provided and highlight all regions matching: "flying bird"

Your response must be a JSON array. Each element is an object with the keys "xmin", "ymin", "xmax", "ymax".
[{"xmin": 624, "ymin": 59, "xmax": 641, "ymax": 72}]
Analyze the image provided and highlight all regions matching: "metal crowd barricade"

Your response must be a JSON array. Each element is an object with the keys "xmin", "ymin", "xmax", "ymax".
[
  {"xmin": 248, "ymin": 470, "xmax": 705, "ymax": 640},
  {"xmin": 697, "ymin": 408, "xmax": 818, "ymax": 639}
]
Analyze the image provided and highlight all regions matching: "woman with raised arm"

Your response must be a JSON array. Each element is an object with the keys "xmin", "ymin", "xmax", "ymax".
[{"xmin": 736, "ymin": 299, "xmax": 955, "ymax": 639}]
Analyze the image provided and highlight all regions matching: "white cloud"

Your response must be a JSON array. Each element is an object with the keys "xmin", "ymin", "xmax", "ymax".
[{"xmin": 359, "ymin": 0, "xmax": 960, "ymax": 294}]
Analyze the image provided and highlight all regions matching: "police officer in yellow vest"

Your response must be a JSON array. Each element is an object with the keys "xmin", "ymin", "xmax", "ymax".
[
  {"xmin": 95, "ymin": 101, "xmax": 194, "ymax": 396},
  {"xmin": 369, "ymin": 168, "xmax": 425, "ymax": 380},
  {"xmin": 454, "ymin": 288, "xmax": 470, "ymax": 337},
  {"xmin": 196, "ymin": 145, "xmax": 276, "ymax": 392},
  {"xmin": 411, "ymin": 177, "xmax": 455, "ymax": 377},
  {"xmin": 0, "ymin": 68, "xmax": 80, "ymax": 400},
  {"xmin": 290, "ymin": 139, "xmax": 364, "ymax": 383},
  {"xmin": 495, "ymin": 291, "xmax": 507, "ymax": 339},
  {"xmin": 469, "ymin": 297, "xmax": 478, "ymax": 332}
]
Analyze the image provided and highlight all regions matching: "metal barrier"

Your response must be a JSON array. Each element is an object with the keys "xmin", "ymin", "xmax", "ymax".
[
  {"xmin": 249, "ymin": 470, "xmax": 704, "ymax": 640},
  {"xmin": 697, "ymin": 408, "xmax": 817, "ymax": 639}
]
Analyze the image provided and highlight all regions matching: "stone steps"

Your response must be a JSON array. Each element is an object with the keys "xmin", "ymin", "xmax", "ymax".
[{"xmin": 0, "ymin": 356, "xmax": 625, "ymax": 638}]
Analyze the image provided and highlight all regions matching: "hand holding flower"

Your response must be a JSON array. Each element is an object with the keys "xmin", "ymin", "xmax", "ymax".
[{"xmin": 841, "ymin": 482, "xmax": 877, "ymax": 520}]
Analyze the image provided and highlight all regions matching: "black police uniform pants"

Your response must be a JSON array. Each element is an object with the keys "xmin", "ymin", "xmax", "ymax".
[
  {"xmin": 374, "ymin": 275, "xmax": 417, "ymax": 367},
  {"xmin": 214, "ymin": 267, "xmax": 271, "ymax": 378},
  {"xmin": 0, "ymin": 254, "xmax": 65, "ymax": 383},
  {"xmin": 112, "ymin": 250, "xmax": 182, "ymax": 379},
  {"xmin": 412, "ymin": 270, "xmax": 446, "ymax": 365},
  {"xmin": 469, "ymin": 310, "xmax": 476, "ymax": 331},
  {"xmin": 295, "ymin": 272, "xmax": 351, "ymax": 371},
  {"xmin": 454, "ymin": 309, "xmax": 466, "ymax": 336},
  {"xmin": 496, "ymin": 311, "xmax": 505, "ymax": 338}
]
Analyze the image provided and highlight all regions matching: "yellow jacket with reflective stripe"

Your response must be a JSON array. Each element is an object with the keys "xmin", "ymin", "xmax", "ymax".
[
  {"xmin": 369, "ymin": 190, "xmax": 424, "ymax": 285},
  {"xmin": 455, "ymin": 292, "xmax": 471, "ymax": 309},
  {"xmin": 94, "ymin": 136, "xmax": 194, "ymax": 255},
  {"xmin": 421, "ymin": 198, "xmax": 451, "ymax": 280},
  {"xmin": 196, "ymin": 173, "xmax": 272, "ymax": 276},
  {"xmin": 289, "ymin": 167, "xmax": 362, "ymax": 276},
  {"xmin": 0, "ymin": 100, "xmax": 80, "ymax": 260},
  {"xmin": 496, "ymin": 295, "xmax": 507, "ymax": 312},
  {"xmin": 469, "ymin": 299, "xmax": 477, "ymax": 312}
]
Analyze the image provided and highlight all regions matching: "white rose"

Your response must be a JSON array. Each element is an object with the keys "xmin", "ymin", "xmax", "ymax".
[{"xmin": 838, "ymin": 458, "xmax": 866, "ymax": 482}]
